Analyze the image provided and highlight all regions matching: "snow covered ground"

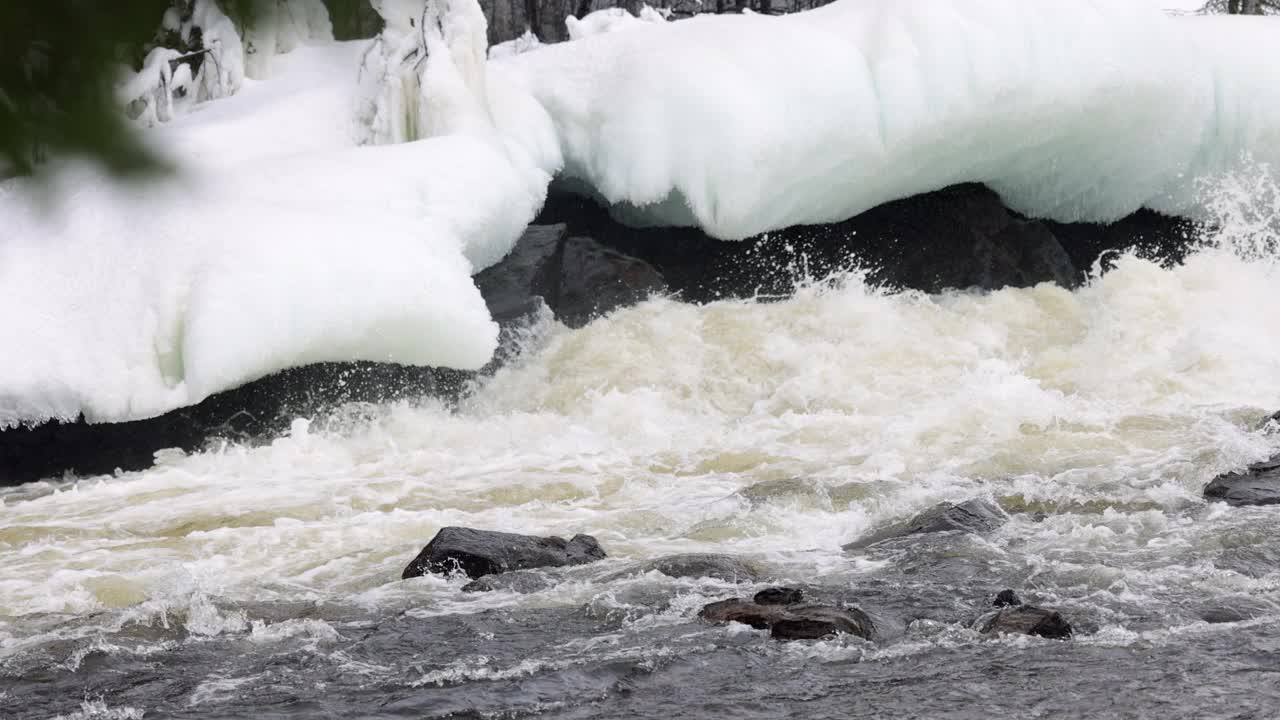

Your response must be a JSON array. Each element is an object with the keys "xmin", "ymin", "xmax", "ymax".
[{"xmin": 1, "ymin": 0, "xmax": 1277, "ymax": 428}]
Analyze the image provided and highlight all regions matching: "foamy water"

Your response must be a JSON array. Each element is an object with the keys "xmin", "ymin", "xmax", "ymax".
[{"xmin": 4, "ymin": 231, "xmax": 1280, "ymax": 717}]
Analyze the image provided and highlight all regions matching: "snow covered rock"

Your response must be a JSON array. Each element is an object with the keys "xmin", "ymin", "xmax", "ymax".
[{"xmin": 496, "ymin": 0, "xmax": 1280, "ymax": 238}]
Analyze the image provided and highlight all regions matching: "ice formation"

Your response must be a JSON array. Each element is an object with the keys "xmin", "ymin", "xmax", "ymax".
[
  {"xmin": 6, "ymin": 0, "xmax": 1280, "ymax": 428},
  {"xmin": 1, "ymin": 2, "xmax": 547, "ymax": 427},
  {"xmin": 118, "ymin": 0, "xmax": 334, "ymax": 126},
  {"xmin": 488, "ymin": 30, "xmax": 544, "ymax": 60},
  {"xmin": 495, "ymin": 0, "xmax": 1280, "ymax": 238}
]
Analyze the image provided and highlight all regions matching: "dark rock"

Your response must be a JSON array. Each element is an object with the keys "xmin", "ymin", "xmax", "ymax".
[
  {"xmin": 978, "ymin": 605, "xmax": 1073, "ymax": 639},
  {"xmin": 474, "ymin": 221, "xmax": 666, "ymax": 329},
  {"xmin": 1204, "ymin": 456, "xmax": 1280, "ymax": 506},
  {"xmin": 645, "ymin": 553, "xmax": 760, "ymax": 583},
  {"xmin": 0, "ymin": 361, "xmax": 470, "ymax": 487},
  {"xmin": 550, "ymin": 236, "xmax": 667, "ymax": 328},
  {"xmin": 1199, "ymin": 607, "xmax": 1255, "ymax": 624},
  {"xmin": 473, "ymin": 224, "xmax": 566, "ymax": 323},
  {"xmin": 698, "ymin": 598, "xmax": 874, "ymax": 641},
  {"xmin": 753, "ymin": 587, "xmax": 804, "ymax": 606},
  {"xmin": 993, "ymin": 589, "xmax": 1022, "ymax": 607},
  {"xmin": 698, "ymin": 599, "xmax": 788, "ymax": 629},
  {"xmin": 402, "ymin": 527, "xmax": 606, "ymax": 580},
  {"xmin": 1258, "ymin": 411, "xmax": 1280, "ymax": 433},
  {"xmin": 843, "ymin": 498, "xmax": 1008, "ymax": 551},
  {"xmin": 770, "ymin": 605, "xmax": 875, "ymax": 641},
  {"xmin": 1045, "ymin": 209, "xmax": 1200, "ymax": 278},
  {"xmin": 556, "ymin": 184, "xmax": 1202, "ymax": 303},
  {"xmin": 460, "ymin": 570, "xmax": 552, "ymax": 594}
]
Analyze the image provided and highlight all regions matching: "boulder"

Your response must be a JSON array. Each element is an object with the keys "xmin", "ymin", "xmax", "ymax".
[
  {"xmin": 472, "ymin": 224, "xmax": 565, "ymax": 323},
  {"xmin": 977, "ymin": 605, "xmax": 1073, "ymax": 639},
  {"xmin": 645, "ymin": 553, "xmax": 760, "ymax": 583},
  {"xmin": 550, "ymin": 236, "xmax": 668, "ymax": 328},
  {"xmin": 698, "ymin": 599, "xmax": 789, "ymax": 630},
  {"xmin": 992, "ymin": 589, "xmax": 1022, "ymax": 607},
  {"xmin": 843, "ymin": 498, "xmax": 1008, "ymax": 551},
  {"xmin": 1204, "ymin": 456, "xmax": 1280, "ymax": 506},
  {"xmin": 699, "ymin": 597, "xmax": 875, "ymax": 641},
  {"xmin": 0, "ymin": 361, "xmax": 470, "ymax": 487},
  {"xmin": 402, "ymin": 527, "xmax": 606, "ymax": 580},
  {"xmin": 771, "ymin": 605, "xmax": 875, "ymax": 641}
]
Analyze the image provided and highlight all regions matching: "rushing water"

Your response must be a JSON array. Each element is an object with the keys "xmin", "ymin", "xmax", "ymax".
[{"xmin": 5, "ymin": 227, "xmax": 1280, "ymax": 717}]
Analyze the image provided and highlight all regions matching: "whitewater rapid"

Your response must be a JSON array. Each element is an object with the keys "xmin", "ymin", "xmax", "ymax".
[{"xmin": 3, "ymin": 241, "xmax": 1278, "ymax": 605}]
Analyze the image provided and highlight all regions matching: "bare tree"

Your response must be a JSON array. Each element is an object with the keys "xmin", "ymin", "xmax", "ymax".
[{"xmin": 1200, "ymin": 0, "xmax": 1280, "ymax": 14}]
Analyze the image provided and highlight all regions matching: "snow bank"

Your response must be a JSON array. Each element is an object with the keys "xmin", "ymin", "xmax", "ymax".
[
  {"xmin": 565, "ymin": 5, "xmax": 669, "ymax": 40},
  {"xmin": 1, "ymin": 37, "xmax": 546, "ymax": 427},
  {"xmin": 495, "ymin": 0, "xmax": 1280, "ymax": 238},
  {"xmin": 119, "ymin": 0, "xmax": 334, "ymax": 126}
]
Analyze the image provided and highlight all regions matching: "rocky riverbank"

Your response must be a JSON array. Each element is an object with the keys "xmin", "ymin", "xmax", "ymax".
[{"xmin": 0, "ymin": 184, "xmax": 1202, "ymax": 486}]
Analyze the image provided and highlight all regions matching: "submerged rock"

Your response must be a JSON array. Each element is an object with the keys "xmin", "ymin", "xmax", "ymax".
[
  {"xmin": 1204, "ymin": 457, "xmax": 1280, "ymax": 506},
  {"xmin": 699, "ymin": 595, "xmax": 874, "ymax": 641},
  {"xmin": 754, "ymin": 587, "xmax": 804, "ymax": 606},
  {"xmin": 402, "ymin": 527, "xmax": 606, "ymax": 580},
  {"xmin": 993, "ymin": 589, "xmax": 1023, "ymax": 607},
  {"xmin": 698, "ymin": 599, "xmax": 789, "ymax": 630},
  {"xmin": 977, "ymin": 605, "xmax": 1073, "ymax": 639},
  {"xmin": 843, "ymin": 498, "xmax": 1008, "ymax": 551},
  {"xmin": 645, "ymin": 553, "xmax": 761, "ymax": 583},
  {"xmin": 771, "ymin": 605, "xmax": 875, "ymax": 641},
  {"xmin": 461, "ymin": 570, "xmax": 553, "ymax": 594}
]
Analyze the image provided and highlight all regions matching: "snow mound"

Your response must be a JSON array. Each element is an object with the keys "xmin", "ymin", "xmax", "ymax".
[
  {"xmin": 1, "ymin": 38, "xmax": 546, "ymax": 427},
  {"xmin": 497, "ymin": 0, "xmax": 1280, "ymax": 238},
  {"xmin": 565, "ymin": 5, "xmax": 669, "ymax": 40},
  {"xmin": 119, "ymin": 0, "xmax": 335, "ymax": 126}
]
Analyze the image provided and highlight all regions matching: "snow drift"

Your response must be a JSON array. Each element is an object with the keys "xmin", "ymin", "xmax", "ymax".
[
  {"xmin": 0, "ymin": 9, "xmax": 548, "ymax": 427},
  {"xmin": 493, "ymin": 0, "xmax": 1280, "ymax": 238}
]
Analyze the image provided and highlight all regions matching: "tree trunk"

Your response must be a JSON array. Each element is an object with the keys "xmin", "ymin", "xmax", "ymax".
[{"xmin": 524, "ymin": 0, "xmax": 538, "ymax": 36}]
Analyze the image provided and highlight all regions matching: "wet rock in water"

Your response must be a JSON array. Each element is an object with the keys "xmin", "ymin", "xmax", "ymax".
[
  {"xmin": 1256, "ymin": 411, "xmax": 1280, "ymax": 433},
  {"xmin": 978, "ymin": 605, "xmax": 1073, "ymax": 639},
  {"xmin": 771, "ymin": 605, "xmax": 875, "ymax": 641},
  {"xmin": 1199, "ymin": 607, "xmax": 1256, "ymax": 624},
  {"xmin": 552, "ymin": 236, "xmax": 668, "ymax": 328},
  {"xmin": 843, "ymin": 498, "xmax": 1008, "ymax": 550},
  {"xmin": 737, "ymin": 478, "xmax": 828, "ymax": 507},
  {"xmin": 699, "ymin": 597, "xmax": 875, "ymax": 640},
  {"xmin": 754, "ymin": 587, "xmax": 804, "ymax": 606},
  {"xmin": 646, "ymin": 553, "xmax": 760, "ymax": 583},
  {"xmin": 993, "ymin": 589, "xmax": 1023, "ymax": 607},
  {"xmin": 460, "ymin": 570, "xmax": 552, "ymax": 594},
  {"xmin": 698, "ymin": 599, "xmax": 789, "ymax": 630},
  {"xmin": 1203, "ymin": 456, "xmax": 1280, "ymax": 506},
  {"xmin": 402, "ymin": 527, "xmax": 606, "ymax": 580}
]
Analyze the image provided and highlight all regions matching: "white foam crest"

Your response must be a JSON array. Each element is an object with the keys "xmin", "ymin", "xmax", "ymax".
[{"xmin": 51, "ymin": 700, "xmax": 145, "ymax": 720}]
